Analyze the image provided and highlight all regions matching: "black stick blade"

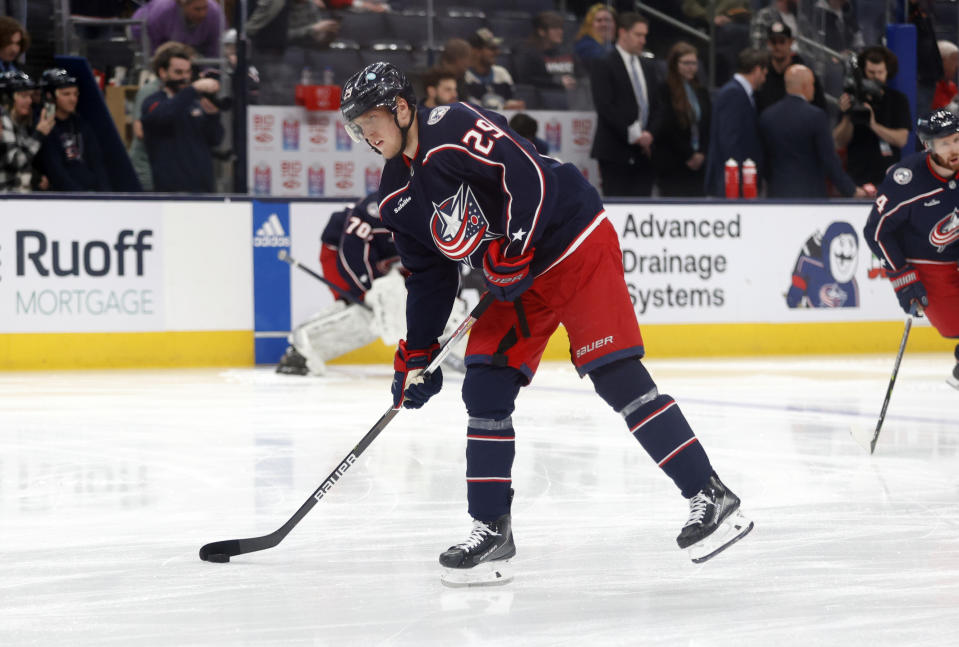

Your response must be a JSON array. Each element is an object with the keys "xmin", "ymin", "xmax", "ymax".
[{"xmin": 199, "ymin": 539, "xmax": 241, "ymax": 562}]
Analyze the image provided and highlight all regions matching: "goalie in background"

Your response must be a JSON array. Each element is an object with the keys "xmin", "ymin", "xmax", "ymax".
[{"xmin": 277, "ymin": 192, "xmax": 467, "ymax": 376}]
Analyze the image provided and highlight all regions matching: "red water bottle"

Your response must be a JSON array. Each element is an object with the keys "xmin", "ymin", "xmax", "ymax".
[
  {"xmin": 724, "ymin": 158, "xmax": 740, "ymax": 198},
  {"xmin": 741, "ymin": 158, "xmax": 757, "ymax": 199}
]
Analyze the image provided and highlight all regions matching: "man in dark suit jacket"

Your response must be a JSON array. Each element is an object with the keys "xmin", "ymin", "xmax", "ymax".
[
  {"xmin": 760, "ymin": 65, "xmax": 866, "ymax": 199},
  {"xmin": 589, "ymin": 12, "xmax": 662, "ymax": 196},
  {"xmin": 703, "ymin": 48, "xmax": 769, "ymax": 197}
]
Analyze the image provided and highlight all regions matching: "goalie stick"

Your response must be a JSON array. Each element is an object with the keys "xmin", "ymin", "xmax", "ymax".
[
  {"xmin": 851, "ymin": 305, "xmax": 915, "ymax": 454},
  {"xmin": 199, "ymin": 292, "xmax": 494, "ymax": 563},
  {"xmin": 277, "ymin": 249, "xmax": 372, "ymax": 311}
]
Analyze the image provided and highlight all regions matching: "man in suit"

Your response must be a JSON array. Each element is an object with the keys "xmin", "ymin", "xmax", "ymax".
[
  {"xmin": 589, "ymin": 12, "xmax": 661, "ymax": 196},
  {"xmin": 760, "ymin": 65, "xmax": 867, "ymax": 199},
  {"xmin": 704, "ymin": 47, "xmax": 769, "ymax": 197}
]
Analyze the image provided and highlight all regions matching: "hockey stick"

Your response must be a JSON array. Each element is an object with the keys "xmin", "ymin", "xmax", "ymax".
[
  {"xmin": 277, "ymin": 249, "xmax": 372, "ymax": 311},
  {"xmin": 851, "ymin": 306, "xmax": 916, "ymax": 454},
  {"xmin": 199, "ymin": 292, "xmax": 495, "ymax": 563}
]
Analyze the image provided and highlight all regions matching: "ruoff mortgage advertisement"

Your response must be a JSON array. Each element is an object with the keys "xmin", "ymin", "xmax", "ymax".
[{"xmin": 0, "ymin": 201, "xmax": 163, "ymax": 333}]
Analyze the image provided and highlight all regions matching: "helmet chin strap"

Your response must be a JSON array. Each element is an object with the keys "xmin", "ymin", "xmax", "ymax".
[{"xmin": 363, "ymin": 103, "xmax": 417, "ymax": 158}]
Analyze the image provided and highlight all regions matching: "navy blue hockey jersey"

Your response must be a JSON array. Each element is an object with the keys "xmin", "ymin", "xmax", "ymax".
[
  {"xmin": 321, "ymin": 193, "xmax": 399, "ymax": 300},
  {"xmin": 376, "ymin": 102, "xmax": 604, "ymax": 348},
  {"xmin": 864, "ymin": 152, "xmax": 959, "ymax": 272}
]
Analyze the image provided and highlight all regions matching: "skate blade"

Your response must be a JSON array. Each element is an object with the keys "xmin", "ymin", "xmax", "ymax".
[
  {"xmin": 947, "ymin": 375, "xmax": 959, "ymax": 391},
  {"xmin": 440, "ymin": 560, "xmax": 513, "ymax": 587},
  {"xmin": 687, "ymin": 510, "xmax": 754, "ymax": 564}
]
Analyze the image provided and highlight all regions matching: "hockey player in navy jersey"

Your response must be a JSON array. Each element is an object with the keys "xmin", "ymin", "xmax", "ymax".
[
  {"xmin": 340, "ymin": 62, "xmax": 753, "ymax": 585},
  {"xmin": 864, "ymin": 109, "xmax": 959, "ymax": 389}
]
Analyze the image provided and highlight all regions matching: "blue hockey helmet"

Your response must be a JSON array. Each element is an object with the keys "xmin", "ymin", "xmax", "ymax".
[
  {"xmin": 340, "ymin": 61, "xmax": 416, "ymax": 144},
  {"xmin": 916, "ymin": 109, "xmax": 959, "ymax": 147}
]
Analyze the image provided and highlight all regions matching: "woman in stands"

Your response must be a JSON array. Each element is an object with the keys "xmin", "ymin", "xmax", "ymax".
[
  {"xmin": 652, "ymin": 41, "xmax": 711, "ymax": 197},
  {"xmin": 0, "ymin": 71, "xmax": 54, "ymax": 192},
  {"xmin": 573, "ymin": 3, "xmax": 616, "ymax": 71},
  {"xmin": 0, "ymin": 16, "xmax": 28, "ymax": 74}
]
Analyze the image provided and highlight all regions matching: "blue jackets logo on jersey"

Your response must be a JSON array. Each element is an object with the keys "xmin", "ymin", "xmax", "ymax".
[
  {"xmin": 430, "ymin": 184, "xmax": 491, "ymax": 260},
  {"xmin": 930, "ymin": 208, "xmax": 959, "ymax": 252}
]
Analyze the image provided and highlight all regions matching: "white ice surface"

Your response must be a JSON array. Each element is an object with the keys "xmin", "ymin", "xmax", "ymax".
[{"xmin": 1, "ymin": 355, "xmax": 957, "ymax": 646}]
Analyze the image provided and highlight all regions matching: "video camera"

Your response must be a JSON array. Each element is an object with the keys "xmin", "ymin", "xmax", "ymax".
[{"xmin": 842, "ymin": 54, "xmax": 883, "ymax": 125}]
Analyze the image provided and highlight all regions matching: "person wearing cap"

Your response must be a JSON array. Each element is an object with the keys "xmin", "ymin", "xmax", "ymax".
[
  {"xmin": 755, "ymin": 21, "xmax": 826, "ymax": 114},
  {"xmin": 464, "ymin": 28, "xmax": 524, "ymax": 111},
  {"xmin": 863, "ymin": 109, "xmax": 959, "ymax": 389},
  {"xmin": 35, "ymin": 68, "xmax": 112, "ymax": 192},
  {"xmin": 750, "ymin": 1, "xmax": 809, "ymax": 51},
  {"xmin": 759, "ymin": 64, "xmax": 867, "ymax": 199},
  {"xmin": 0, "ymin": 70, "xmax": 54, "ymax": 192}
]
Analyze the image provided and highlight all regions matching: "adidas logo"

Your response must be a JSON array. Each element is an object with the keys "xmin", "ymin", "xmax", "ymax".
[{"xmin": 254, "ymin": 213, "xmax": 291, "ymax": 247}]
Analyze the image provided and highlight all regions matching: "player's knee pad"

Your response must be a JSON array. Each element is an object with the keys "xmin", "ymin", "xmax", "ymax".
[{"xmin": 588, "ymin": 357, "xmax": 657, "ymax": 412}]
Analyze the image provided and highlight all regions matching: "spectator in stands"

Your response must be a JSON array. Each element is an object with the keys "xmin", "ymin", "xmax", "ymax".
[
  {"xmin": 513, "ymin": 11, "xmax": 578, "ymax": 108},
  {"xmin": 573, "ymin": 3, "xmax": 616, "ymax": 72},
  {"xmin": 933, "ymin": 40, "xmax": 958, "ymax": 110},
  {"xmin": 287, "ymin": 0, "xmax": 339, "ymax": 51},
  {"xmin": 589, "ymin": 12, "xmax": 660, "ymax": 197},
  {"xmin": 0, "ymin": 70, "xmax": 54, "ymax": 192},
  {"xmin": 682, "ymin": 0, "xmax": 750, "ymax": 28},
  {"xmin": 36, "ymin": 68, "xmax": 113, "ymax": 192},
  {"xmin": 910, "ymin": 0, "xmax": 943, "ymax": 117},
  {"xmin": 750, "ymin": 1, "xmax": 809, "ymax": 51},
  {"xmin": 420, "ymin": 67, "xmax": 458, "ymax": 110},
  {"xmin": 464, "ymin": 28, "xmax": 524, "ymax": 111},
  {"xmin": 439, "ymin": 37, "xmax": 471, "ymax": 81},
  {"xmin": 509, "ymin": 111, "xmax": 549, "ymax": 155},
  {"xmin": 811, "ymin": 0, "xmax": 863, "ymax": 55},
  {"xmin": 132, "ymin": 0, "xmax": 225, "ymax": 59},
  {"xmin": 141, "ymin": 42, "xmax": 224, "ymax": 192},
  {"xmin": 833, "ymin": 45, "xmax": 911, "ymax": 187},
  {"xmin": 129, "ymin": 41, "xmax": 194, "ymax": 191},
  {"xmin": 703, "ymin": 48, "xmax": 768, "ymax": 197},
  {"xmin": 652, "ymin": 42, "xmax": 709, "ymax": 198},
  {"xmin": 760, "ymin": 64, "xmax": 866, "ymax": 199},
  {"xmin": 0, "ymin": 15, "xmax": 28, "ymax": 73},
  {"xmin": 755, "ymin": 21, "xmax": 825, "ymax": 114},
  {"xmin": 247, "ymin": 0, "xmax": 294, "ymax": 105}
]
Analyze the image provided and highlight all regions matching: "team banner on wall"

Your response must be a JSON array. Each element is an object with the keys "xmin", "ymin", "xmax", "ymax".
[
  {"xmin": 247, "ymin": 108, "xmax": 600, "ymax": 197},
  {"xmin": 605, "ymin": 202, "xmax": 913, "ymax": 325},
  {"xmin": 0, "ymin": 202, "xmax": 164, "ymax": 333}
]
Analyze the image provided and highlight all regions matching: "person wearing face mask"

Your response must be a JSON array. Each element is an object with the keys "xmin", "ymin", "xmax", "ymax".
[
  {"xmin": 141, "ymin": 41, "xmax": 224, "ymax": 193},
  {"xmin": 35, "ymin": 68, "xmax": 112, "ymax": 192}
]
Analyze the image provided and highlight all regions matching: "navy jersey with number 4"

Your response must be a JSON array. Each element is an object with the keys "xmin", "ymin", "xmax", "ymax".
[
  {"xmin": 864, "ymin": 151, "xmax": 959, "ymax": 271},
  {"xmin": 377, "ymin": 102, "xmax": 604, "ymax": 348}
]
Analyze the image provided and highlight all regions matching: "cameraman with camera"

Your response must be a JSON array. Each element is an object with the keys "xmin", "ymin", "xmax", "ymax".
[
  {"xmin": 141, "ymin": 41, "xmax": 224, "ymax": 193},
  {"xmin": 833, "ymin": 46, "xmax": 911, "ymax": 186}
]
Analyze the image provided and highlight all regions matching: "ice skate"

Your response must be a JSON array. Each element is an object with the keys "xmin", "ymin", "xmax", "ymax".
[
  {"xmin": 275, "ymin": 346, "xmax": 309, "ymax": 376},
  {"xmin": 439, "ymin": 513, "xmax": 515, "ymax": 587},
  {"xmin": 947, "ymin": 363, "xmax": 959, "ymax": 391},
  {"xmin": 677, "ymin": 473, "xmax": 753, "ymax": 563}
]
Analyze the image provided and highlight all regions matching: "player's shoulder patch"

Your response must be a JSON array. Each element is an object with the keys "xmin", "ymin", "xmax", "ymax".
[
  {"xmin": 891, "ymin": 166, "xmax": 913, "ymax": 185},
  {"xmin": 366, "ymin": 200, "xmax": 379, "ymax": 218},
  {"xmin": 427, "ymin": 106, "xmax": 450, "ymax": 125}
]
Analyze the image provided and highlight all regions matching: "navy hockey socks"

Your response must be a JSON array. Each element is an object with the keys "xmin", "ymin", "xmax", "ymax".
[
  {"xmin": 462, "ymin": 365, "xmax": 524, "ymax": 521},
  {"xmin": 590, "ymin": 359, "xmax": 713, "ymax": 497}
]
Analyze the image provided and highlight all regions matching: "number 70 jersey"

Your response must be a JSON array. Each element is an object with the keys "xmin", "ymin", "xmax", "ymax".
[{"xmin": 375, "ymin": 102, "xmax": 605, "ymax": 277}]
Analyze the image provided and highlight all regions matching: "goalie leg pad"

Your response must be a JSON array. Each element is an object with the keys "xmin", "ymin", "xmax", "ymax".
[
  {"xmin": 589, "ymin": 358, "xmax": 713, "ymax": 498},
  {"xmin": 291, "ymin": 301, "xmax": 377, "ymax": 374}
]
